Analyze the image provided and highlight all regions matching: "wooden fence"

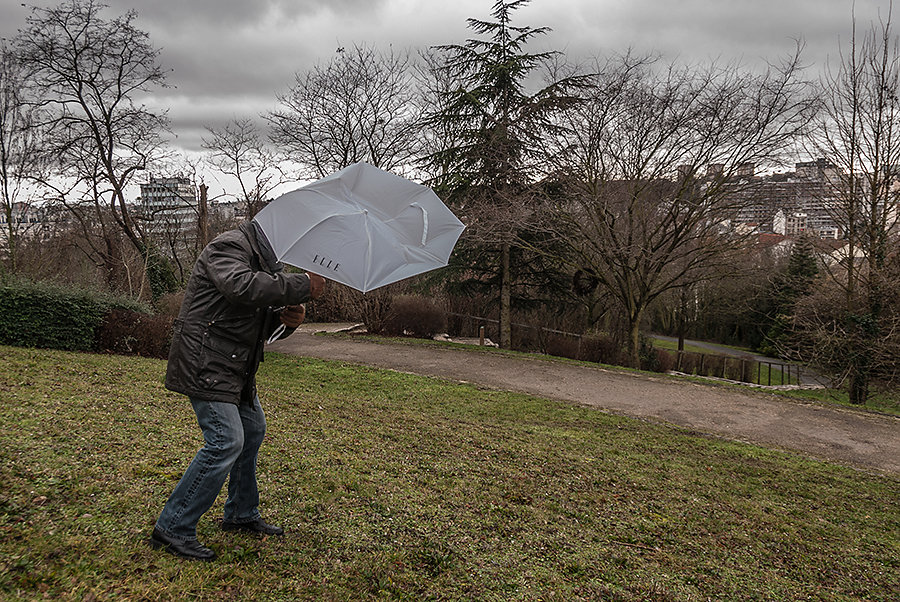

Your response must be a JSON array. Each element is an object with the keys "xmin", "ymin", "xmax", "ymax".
[
  {"xmin": 445, "ymin": 311, "xmax": 803, "ymax": 386},
  {"xmin": 666, "ymin": 349, "xmax": 803, "ymax": 386}
]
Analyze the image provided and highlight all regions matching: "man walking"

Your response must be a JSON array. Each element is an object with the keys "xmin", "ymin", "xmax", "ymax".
[{"xmin": 151, "ymin": 220, "xmax": 326, "ymax": 561}]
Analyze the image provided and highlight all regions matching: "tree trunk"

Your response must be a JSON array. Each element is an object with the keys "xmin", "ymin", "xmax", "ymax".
[
  {"xmin": 500, "ymin": 241, "xmax": 511, "ymax": 349},
  {"xmin": 102, "ymin": 235, "xmax": 124, "ymax": 293},
  {"xmin": 4, "ymin": 222, "xmax": 15, "ymax": 273},
  {"xmin": 198, "ymin": 184, "xmax": 209, "ymax": 249},
  {"xmin": 848, "ymin": 367, "xmax": 869, "ymax": 405},
  {"xmin": 627, "ymin": 309, "xmax": 643, "ymax": 368}
]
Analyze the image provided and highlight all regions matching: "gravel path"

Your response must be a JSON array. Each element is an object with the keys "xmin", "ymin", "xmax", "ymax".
[{"xmin": 268, "ymin": 327, "xmax": 900, "ymax": 476}]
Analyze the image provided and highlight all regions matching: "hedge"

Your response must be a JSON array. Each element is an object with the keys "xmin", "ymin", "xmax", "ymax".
[{"xmin": 0, "ymin": 278, "xmax": 150, "ymax": 352}]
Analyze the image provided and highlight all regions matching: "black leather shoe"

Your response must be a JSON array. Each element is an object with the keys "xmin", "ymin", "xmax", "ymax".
[
  {"xmin": 220, "ymin": 517, "xmax": 284, "ymax": 536},
  {"xmin": 150, "ymin": 527, "xmax": 216, "ymax": 561}
]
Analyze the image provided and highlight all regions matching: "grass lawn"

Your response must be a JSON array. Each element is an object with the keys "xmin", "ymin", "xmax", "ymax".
[{"xmin": 1, "ymin": 345, "xmax": 898, "ymax": 601}]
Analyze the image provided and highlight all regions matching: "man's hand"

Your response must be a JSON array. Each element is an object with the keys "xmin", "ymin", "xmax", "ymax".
[
  {"xmin": 280, "ymin": 304, "xmax": 306, "ymax": 328},
  {"xmin": 308, "ymin": 273, "xmax": 326, "ymax": 299}
]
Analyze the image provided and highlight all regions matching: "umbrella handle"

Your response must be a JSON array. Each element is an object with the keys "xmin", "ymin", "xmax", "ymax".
[
  {"xmin": 411, "ymin": 202, "xmax": 428, "ymax": 245},
  {"xmin": 266, "ymin": 323, "xmax": 286, "ymax": 345}
]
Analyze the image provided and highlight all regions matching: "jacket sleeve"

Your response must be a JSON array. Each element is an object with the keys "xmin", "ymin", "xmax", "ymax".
[{"xmin": 205, "ymin": 237, "xmax": 311, "ymax": 307}]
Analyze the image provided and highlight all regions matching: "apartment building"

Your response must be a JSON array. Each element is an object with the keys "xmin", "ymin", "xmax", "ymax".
[
  {"xmin": 139, "ymin": 175, "xmax": 197, "ymax": 232},
  {"xmin": 734, "ymin": 159, "xmax": 845, "ymax": 239}
]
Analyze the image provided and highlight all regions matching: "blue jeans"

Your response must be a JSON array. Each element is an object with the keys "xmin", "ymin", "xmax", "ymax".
[{"xmin": 155, "ymin": 396, "xmax": 267, "ymax": 540}]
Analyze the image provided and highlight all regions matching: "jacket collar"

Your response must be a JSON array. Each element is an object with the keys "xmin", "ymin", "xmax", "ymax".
[{"xmin": 239, "ymin": 220, "xmax": 283, "ymax": 273}]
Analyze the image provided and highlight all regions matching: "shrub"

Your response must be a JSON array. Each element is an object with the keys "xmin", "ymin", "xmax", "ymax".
[
  {"xmin": 154, "ymin": 291, "xmax": 185, "ymax": 319},
  {"xmin": 638, "ymin": 335, "xmax": 661, "ymax": 372},
  {"xmin": 678, "ymin": 352, "xmax": 699, "ymax": 374},
  {"xmin": 382, "ymin": 295, "xmax": 447, "ymax": 339},
  {"xmin": 96, "ymin": 309, "xmax": 174, "ymax": 359},
  {"xmin": 305, "ymin": 284, "xmax": 363, "ymax": 323},
  {"xmin": 578, "ymin": 334, "xmax": 622, "ymax": 365},
  {"xmin": 512, "ymin": 323, "xmax": 543, "ymax": 353},
  {"xmin": 654, "ymin": 349, "xmax": 676, "ymax": 373},
  {"xmin": 312, "ymin": 283, "xmax": 410, "ymax": 332},
  {"xmin": 721, "ymin": 357, "xmax": 739, "ymax": 381},
  {"xmin": 703, "ymin": 355, "xmax": 725, "ymax": 378},
  {"xmin": 359, "ymin": 289, "xmax": 395, "ymax": 335},
  {"xmin": 544, "ymin": 334, "xmax": 580, "ymax": 359},
  {"xmin": 0, "ymin": 277, "xmax": 157, "ymax": 353},
  {"xmin": 739, "ymin": 360, "xmax": 757, "ymax": 383},
  {"xmin": 0, "ymin": 279, "xmax": 141, "ymax": 351}
]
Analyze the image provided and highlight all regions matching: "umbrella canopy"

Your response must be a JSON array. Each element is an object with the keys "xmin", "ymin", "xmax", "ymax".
[{"xmin": 253, "ymin": 162, "xmax": 465, "ymax": 293}]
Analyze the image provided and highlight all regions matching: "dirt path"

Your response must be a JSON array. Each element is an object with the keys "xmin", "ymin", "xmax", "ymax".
[{"xmin": 268, "ymin": 328, "xmax": 900, "ymax": 476}]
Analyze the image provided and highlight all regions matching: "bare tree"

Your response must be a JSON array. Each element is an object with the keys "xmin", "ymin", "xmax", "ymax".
[
  {"xmin": 14, "ymin": 0, "xmax": 173, "ymax": 297},
  {"xmin": 791, "ymin": 267, "xmax": 900, "ymax": 392},
  {"xmin": 202, "ymin": 117, "xmax": 289, "ymax": 218},
  {"xmin": 542, "ymin": 51, "xmax": 817, "ymax": 367},
  {"xmin": 266, "ymin": 44, "xmax": 424, "ymax": 178},
  {"xmin": 0, "ymin": 42, "xmax": 47, "ymax": 273},
  {"xmin": 799, "ymin": 6, "xmax": 900, "ymax": 402}
]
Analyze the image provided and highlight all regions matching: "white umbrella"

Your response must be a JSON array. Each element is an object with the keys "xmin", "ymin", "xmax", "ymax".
[{"xmin": 253, "ymin": 162, "xmax": 465, "ymax": 294}]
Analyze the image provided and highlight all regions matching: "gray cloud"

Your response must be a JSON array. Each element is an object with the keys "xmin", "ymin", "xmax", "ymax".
[
  {"xmin": 90, "ymin": 0, "xmax": 388, "ymax": 31},
  {"xmin": 539, "ymin": 0, "xmax": 860, "ymax": 70},
  {"xmin": 2, "ymin": 0, "xmax": 896, "ymax": 154}
]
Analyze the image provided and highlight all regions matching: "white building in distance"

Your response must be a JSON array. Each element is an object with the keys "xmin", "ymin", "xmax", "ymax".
[{"xmin": 139, "ymin": 175, "xmax": 197, "ymax": 232}]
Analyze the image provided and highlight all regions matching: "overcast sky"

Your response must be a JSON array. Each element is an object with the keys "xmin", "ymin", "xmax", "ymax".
[{"xmin": 0, "ymin": 0, "xmax": 896, "ymax": 189}]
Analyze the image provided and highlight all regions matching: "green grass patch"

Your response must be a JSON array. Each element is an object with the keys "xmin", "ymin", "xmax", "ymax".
[
  {"xmin": 649, "ymin": 337, "xmax": 709, "ymax": 354},
  {"xmin": 752, "ymin": 362, "xmax": 801, "ymax": 386},
  {"xmin": 1, "ymin": 345, "xmax": 898, "ymax": 600},
  {"xmin": 775, "ymin": 387, "xmax": 900, "ymax": 417}
]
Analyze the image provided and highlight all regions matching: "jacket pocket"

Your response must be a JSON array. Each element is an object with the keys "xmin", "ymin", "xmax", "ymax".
[{"xmin": 197, "ymin": 331, "xmax": 250, "ymax": 394}]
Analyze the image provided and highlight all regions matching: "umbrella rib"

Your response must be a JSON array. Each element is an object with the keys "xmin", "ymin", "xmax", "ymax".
[
  {"xmin": 412, "ymin": 202, "xmax": 428, "ymax": 246},
  {"xmin": 363, "ymin": 211, "xmax": 374, "ymax": 294}
]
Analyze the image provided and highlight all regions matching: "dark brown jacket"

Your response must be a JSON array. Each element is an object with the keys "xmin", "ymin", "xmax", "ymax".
[{"xmin": 165, "ymin": 221, "xmax": 311, "ymax": 404}]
